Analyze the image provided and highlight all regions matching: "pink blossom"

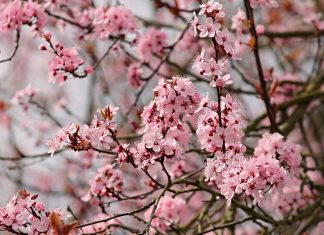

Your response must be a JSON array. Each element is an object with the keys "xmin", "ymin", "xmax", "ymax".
[
  {"xmin": 215, "ymin": 29, "xmax": 237, "ymax": 54},
  {"xmin": 115, "ymin": 144, "xmax": 130, "ymax": 165},
  {"xmin": 197, "ymin": 94, "xmax": 244, "ymax": 154},
  {"xmin": 0, "ymin": 189, "xmax": 62, "ymax": 234},
  {"xmin": 0, "ymin": 0, "xmax": 46, "ymax": 35},
  {"xmin": 198, "ymin": 17, "xmax": 220, "ymax": 37},
  {"xmin": 47, "ymin": 105, "xmax": 119, "ymax": 155},
  {"xmin": 210, "ymin": 74, "xmax": 233, "ymax": 88},
  {"xmin": 0, "ymin": 1, "xmax": 317, "ymax": 233},
  {"xmin": 202, "ymin": 58, "xmax": 222, "ymax": 76},
  {"xmin": 199, "ymin": 90, "xmax": 301, "ymax": 205},
  {"xmin": 199, "ymin": 0, "xmax": 225, "ymax": 18},
  {"xmin": 42, "ymin": 35, "xmax": 91, "ymax": 85},
  {"xmin": 261, "ymin": 177, "xmax": 309, "ymax": 216},
  {"xmin": 255, "ymin": 132, "xmax": 301, "ymax": 173},
  {"xmin": 256, "ymin": 24, "xmax": 265, "ymax": 35},
  {"xmin": 190, "ymin": 12, "xmax": 199, "ymax": 36},
  {"xmin": 192, "ymin": 48, "xmax": 206, "ymax": 74}
]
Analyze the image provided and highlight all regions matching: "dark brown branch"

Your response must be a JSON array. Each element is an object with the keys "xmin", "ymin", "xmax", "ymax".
[
  {"xmin": 0, "ymin": 30, "xmax": 20, "ymax": 63},
  {"xmin": 263, "ymin": 29, "xmax": 324, "ymax": 38},
  {"xmin": 76, "ymin": 200, "xmax": 155, "ymax": 228},
  {"xmin": 244, "ymin": 0, "xmax": 281, "ymax": 133},
  {"xmin": 45, "ymin": 10, "xmax": 91, "ymax": 30},
  {"xmin": 93, "ymin": 38, "xmax": 120, "ymax": 70},
  {"xmin": 0, "ymin": 149, "xmax": 65, "ymax": 162},
  {"xmin": 194, "ymin": 217, "xmax": 252, "ymax": 235}
]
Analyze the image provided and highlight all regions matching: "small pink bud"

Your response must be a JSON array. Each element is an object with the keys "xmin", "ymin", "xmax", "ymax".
[
  {"xmin": 39, "ymin": 44, "xmax": 47, "ymax": 51},
  {"xmin": 43, "ymin": 31, "xmax": 52, "ymax": 41},
  {"xmin": 31, "ymin": 194, "xmax": 39, "ymax": 200},
  {"xmin": 85, "ymin": 65, "xmax": 93, "ymax": 74},
  {"xmin": 256, "ymin": 24, "xmax": 265, "ymax": 35}
]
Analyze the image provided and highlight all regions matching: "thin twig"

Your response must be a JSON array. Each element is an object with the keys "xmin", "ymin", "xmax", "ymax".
[{"xmin": 0, "ymin": 30, "xmax": 20, "ymax": 63}]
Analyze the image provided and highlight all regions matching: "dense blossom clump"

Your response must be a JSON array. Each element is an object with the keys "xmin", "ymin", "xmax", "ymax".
[
  {"xmin": 0, "ymin": 0, "xmax": 46, "ymax": 35},
  {"xmin": 83, "ymin": 165, "xmax": 123, "ymax": 203},
  {"xmin": 47, "ymin": 106, "xmax": 118, "ymax": 155},
  {"xmin": 143, "ymin": 77, "xmax": 201, "ymax": 126},
  {"xmin": 132, "ymin": 76, "xmax": 200, "ymax": 168},
  {"xmin": 40, "ymin": 32, "xmax": 93, "ymax": 85},
  {"xmin": 261, "ymin": 177, "xmax": 310, "ymax": 217},
  {"xmin": 196, "ymin": 94, "xmax": 245, "ymax": 153},
  {"xmin": 204, "ymin": 131, "xmax": 302, "ymax": 204},
  {"xmin": 0, "ymin": 189, "xmax": 62, "ymax": 234},
  {"xmin": 191, "ymin": 1, "xmax": 239, "ymax": 60},
  {"xmin": 254, "ymin": 132, "xmax": 301, "ymax": 173}
]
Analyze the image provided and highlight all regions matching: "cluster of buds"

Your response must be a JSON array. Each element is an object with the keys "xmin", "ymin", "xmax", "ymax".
[{"xmin": 40, "ymin": 31, "xmax": 93, "ymax": 85}]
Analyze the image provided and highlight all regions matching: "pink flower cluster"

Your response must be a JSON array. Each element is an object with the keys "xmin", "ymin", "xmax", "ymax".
[
  {"xmin": 254, "ymin": 132, "xmax": 301, "ymax": 173},
  {"xmin": 137, "ymin": 28, "xmax": 167, "ymax": 62},
  {"xmin": 132, "ymin": 77, "xmax": 200, "ymax": 168},
  {"xmin": 47, "ymin": 106, "xmax": 119, "ymax": 155},
  {"xmin": 191, "ymin": 1, "xmax": 239, "ymax": 59},
  {"xmin": 0, "ymin": 189, "xmax": 61, "ymax": 234},
  {"xmin": 204, "ymin": 131, "xmax": 301, "ymax": 204},
  {"xmin": 188, "ymin": 1, "xmax": 303, "ymax": 205},
  {"xmin": 193, "ymin": 48, "xmax": 233, "ymax": 87},
  {"xmin": 0, "ymin": 0, "xmax": 46, "ymax": 35},
  {"xmin": 83, "ymin": 165, "xmax": 123, "ymax": 203},
  {"xmin": 261, "ymin": 177, "xmax": 309, "ymax": 216},
  {"xmin": 197, "ymin": 94, "xmax": 245, "ymax": 153},
  {"xmin": 11, "ymin": 85, "xmax": 38, "ymax": 111},
  {"xmin": 132, "ymin": 125, "xmax": 184, "ymax": 168},
  {"xmin": 90, "ymin": 5, "xmax": 137, "ymax": 40},
  {"xmin": 40, "ymin": 32, "xmax": 93, "ymax": 85},
  {"xmin": 145, "ymin": 195, "xmax": 186, "ymax": 234},
  {"xmin": 195, "ymin": 1, "xmax": 223, "ymax": 36}
]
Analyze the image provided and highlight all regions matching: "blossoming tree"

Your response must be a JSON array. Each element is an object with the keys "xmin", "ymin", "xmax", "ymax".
[{"xmin": 0, "ymin": 0, "xmax": 324, "ymax": 234}]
